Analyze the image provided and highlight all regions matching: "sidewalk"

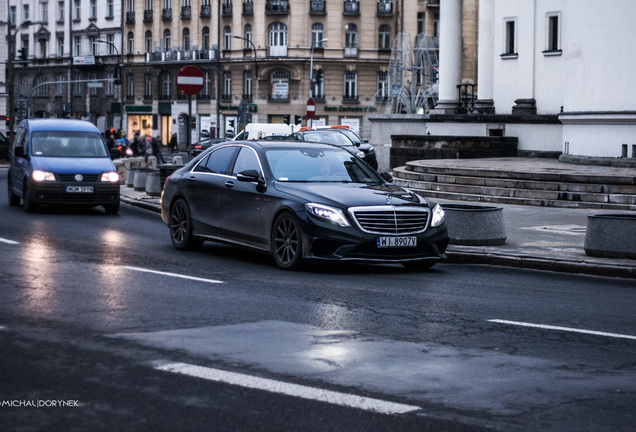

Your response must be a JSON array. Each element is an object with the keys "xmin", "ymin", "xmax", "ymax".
[{"xmin": 120, "ymin": 185, "xmax": 636, "ymax": 279}]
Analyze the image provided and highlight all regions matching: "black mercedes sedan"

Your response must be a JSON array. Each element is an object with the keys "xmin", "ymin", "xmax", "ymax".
[{"xmin": 160, "ymin": 141, "xmax": 448, "ymax": 270}]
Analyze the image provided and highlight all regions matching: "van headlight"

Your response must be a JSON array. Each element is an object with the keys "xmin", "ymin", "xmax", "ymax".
[
  {"xmin": 32, "ymin": 170, "xmax": 55, "ymax": 182},
  {"xmin": 305, "ymin": 203, "xmax": 350, "ymax": 227},
  {"xmin": 100, "ymin": 172, "xmax": 120, "ymax": 182},
  {"xmin": 431, "ymin": 204, "xmax": 445, "ymax": 227}
]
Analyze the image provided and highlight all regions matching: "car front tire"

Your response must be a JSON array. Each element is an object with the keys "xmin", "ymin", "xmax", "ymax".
[
  {"xmin": 169, "ymin": 198, "xmax": 204, "ymax": 251},
  {"xmin": 7, "ymin": 180, "xmax": 20, "ymax": 206},
  {"xmin": 22, "ymin": 184, "xmax": 38, "ymax": 213},
  {"xmin": 271, "ymin": 212, "xmax": 304, "ymax": 270}
]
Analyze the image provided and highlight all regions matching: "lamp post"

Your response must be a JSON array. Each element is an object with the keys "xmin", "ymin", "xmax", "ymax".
[
  {"xmin": 7, "ymin": 20, "xmax": 33, "ymax": 142},
  {"xmin": 309, "ymin": 38, "xmax": 327, "ymax": 99},
  {"xmin": 233, "ymin": 35, "xmax": 258, "ymax": 98},
  {"xmin": 96, "ymin": 39, "xmax": 124, "ymax": 129}
]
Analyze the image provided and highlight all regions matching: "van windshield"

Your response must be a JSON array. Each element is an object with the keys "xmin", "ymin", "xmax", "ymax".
[{"xmin": 31, "ymin": 131, "xmax": 109, "ymax": 158}]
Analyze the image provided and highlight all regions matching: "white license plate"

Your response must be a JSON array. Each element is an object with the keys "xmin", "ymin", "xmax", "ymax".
[
  {"xmin": 376, "ymin": 236, "xmax": 417, "ymax": 248},
  {"xmin": 66, "ymin": 186, "xmax": 94, "ymax": 193}
]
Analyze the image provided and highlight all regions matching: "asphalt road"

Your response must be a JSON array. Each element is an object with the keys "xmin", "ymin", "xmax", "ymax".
[{"xmin": 0, "ymin": 169, "xmax": 634, "ymax": 431}]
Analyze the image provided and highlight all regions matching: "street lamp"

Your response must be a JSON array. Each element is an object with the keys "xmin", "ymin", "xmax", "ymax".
[
  {"xmin": 7, "ymin": 20, "xmax": 33, "ymax": 142},
  {"xmin": 233, "ymin": 35, "xmax": 258, "ymax": 95},
  {"xmin": 96, "ymin": 39, "xmax": 124, "ymax": 129},
  {"xmin": 310, "ymin": 38, "xmax": 328, "ymax": 99}
]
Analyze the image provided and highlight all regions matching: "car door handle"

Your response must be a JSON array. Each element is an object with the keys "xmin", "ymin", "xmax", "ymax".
[
  {"xmin": 188, "ymin": 176, "xmax": 196, "ymax": 182},
  {"xmin": 224, "ymin": 181, "xmax": 234, "ymax": 189}
]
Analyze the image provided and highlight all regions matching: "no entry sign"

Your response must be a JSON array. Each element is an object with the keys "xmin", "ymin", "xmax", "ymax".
[
  {"xmin": 306, "ymin": 97, "xmax": 316, "ymax": 119},
  {"xmin": 176, "ymin": 66, "xmax": 205, "ymax": 95}
]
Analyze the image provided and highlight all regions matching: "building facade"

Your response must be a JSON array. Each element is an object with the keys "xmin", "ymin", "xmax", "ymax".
[{"xmin": 4, "ymin": 0, "xmax": 442, "ymax": 146}]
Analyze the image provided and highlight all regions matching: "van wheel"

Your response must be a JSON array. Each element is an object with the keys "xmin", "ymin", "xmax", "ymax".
[
  {"xmin": 22, "ymin": 184, "xmax": 38, "ymax": 213},
  {"xmin": 103, "ymin": 201, "xmax": 120, "ymax": 215},
  {"xmin": 7, "ymin": 180, "xmax": 20, "ymax": 206}
]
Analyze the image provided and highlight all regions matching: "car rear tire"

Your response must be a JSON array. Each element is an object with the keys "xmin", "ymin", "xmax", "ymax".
[
  {"xmin": 169, "ymin": 199, "xmax": 204, "ymax": 251},
  {"xmin": 7, "ymin": 180, "xmax": 20, "ymax": 206},
  {"xmin": 271, "ymin": 212, "xmax": 304, "ymax": 270},
  {"xmin": 22, "ymin": 184, "xmax": 38, "ymax": 213}
]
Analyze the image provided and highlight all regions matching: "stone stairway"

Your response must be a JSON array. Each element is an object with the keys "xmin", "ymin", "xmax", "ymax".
[{"xmin": 392, "ymin": 157, "xmax": 636, "ymax": 210}]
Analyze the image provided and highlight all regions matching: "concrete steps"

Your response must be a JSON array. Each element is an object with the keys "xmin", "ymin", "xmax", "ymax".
[{"xmin": 392, "ymin": 159, "xmax": 636, "ymax": 210}]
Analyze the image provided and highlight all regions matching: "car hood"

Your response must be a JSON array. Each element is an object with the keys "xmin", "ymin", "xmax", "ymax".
[
  {"xmin": 31, "ymin": 157, "xmax": 115, "ymax": 174},
  {"xmin": 273, "ymin": 182, "xmax": 428, "ymax": 208}
]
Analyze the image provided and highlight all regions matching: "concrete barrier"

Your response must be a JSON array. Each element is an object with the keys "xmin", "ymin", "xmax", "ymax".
[
  {"xmin": 584, "ymin": 214, "xmax": 636, "ymax": 259},
  {"xmin": 133, "ymin": 169, "xmax": 153, "ymax": 191},
  {"xmin": 443, "ymin": 203, "xmax": 507, "ymax": 246},
  {"xmin": 145, "ymin": 171, "xmax": 162, "ymax": 196}
]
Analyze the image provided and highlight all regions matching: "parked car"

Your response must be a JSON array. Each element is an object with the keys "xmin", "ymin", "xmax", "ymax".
[
  {"xmin": 331, "ymin": 127, "xmax": 378, "ymax": 170},
  {"xmin": 160, "ymin": 140, "xmax": 448, "ymax": 270},
  {"xmin": 289, "ymin": 129, "xmax": 377, "ymax": 169},
  {"xmin": 7, "ymin": 119, "xmax": 120, "ymax": 214},
  {"xmin": 189, "ymin": 138, "xmax": 228, "ymax": 157}
]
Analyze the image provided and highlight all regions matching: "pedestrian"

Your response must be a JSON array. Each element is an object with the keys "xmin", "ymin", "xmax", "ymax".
[
  {"xmin": 152, "ymin": 135, "xmax": 166, "ymax": 163},
  {"xmin": 144, "ymin": 136, "xmax": 153, "ymax": 164},
  {"xmin": 169, "ymin": 133, "xmax": 178, "ymax": 153}
]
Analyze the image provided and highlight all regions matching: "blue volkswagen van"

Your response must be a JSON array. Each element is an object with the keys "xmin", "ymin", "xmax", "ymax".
[{"xmin": 7, "ymin": 119, "xmax": 120, "ymax": 214}]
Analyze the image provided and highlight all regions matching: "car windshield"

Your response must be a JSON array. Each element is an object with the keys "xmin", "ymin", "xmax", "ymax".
[
  {"xmin": 31, "ymin": 131, "xmax": 109, "ymax": 158},
  {"xmin": 265, "ymin": 148, "xmax": 379, "ymax": 183},
  {"xmin": 300, "ymin": 131, "xmax": 354, "ymax": 147}
]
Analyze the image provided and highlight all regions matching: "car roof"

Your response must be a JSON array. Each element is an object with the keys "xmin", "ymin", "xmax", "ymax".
[
  {"xmin": 236, "ymin": 140, "xmax": 345, "ymax": 152},
  {"xmin": 22, "ymin": 118, "xmax": 100, "ymax": 133}
]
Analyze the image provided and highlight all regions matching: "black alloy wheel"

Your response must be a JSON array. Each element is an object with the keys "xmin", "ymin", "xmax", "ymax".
[
  {"xmin": 271, "ymin": 212, "xmax": 304, "ymax": 270},
  {"xmin": 169, "ymin": 199, "xmax": 204, "ymax": 251}
]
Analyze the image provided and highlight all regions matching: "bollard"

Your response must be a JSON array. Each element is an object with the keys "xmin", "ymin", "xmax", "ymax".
[
  {"xmin": 145, "ymin": 171, "xmax": 162, "ymax": 196},
  {"xmin": 443, "ymin": 204, "xmax": 507, "ymax": 246},
  {"xmin": 584, "ymin": 214, "xmax": 636, "ymax": 259}
]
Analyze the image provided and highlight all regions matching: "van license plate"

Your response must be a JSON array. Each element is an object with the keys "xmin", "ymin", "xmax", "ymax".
[
  {"xmin": 376, "ymin": 236, "xmax": 417, "ymax": 248},
  {"xmin": 66, "ymin": 186, "xmax": 94, "ymax": 193}
]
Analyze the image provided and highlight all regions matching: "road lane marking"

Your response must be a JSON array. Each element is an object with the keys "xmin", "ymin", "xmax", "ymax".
[
  {"xmin": 0, "ymin": 237, "xmax": 20, "ymax": 245},
  {"xmin": 123, "ymin": 266, "xmax": 224, "ymax": 284},
  {"xmin": 153, "ymin": 361, "xmax": 421, "ymax": 415},
  {"xmin": 489, "ymin": 319, "xmax": 636, "ymax": 341}
]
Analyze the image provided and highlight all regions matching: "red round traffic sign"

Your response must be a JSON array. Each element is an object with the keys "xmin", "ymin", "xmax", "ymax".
[
  {"xmin": 306, "ymin": 97, "xmax": 316, "ymax": 119},
  {"xmin": 176, "ymin": 66, "xmax": 205, "ymax": 95}
]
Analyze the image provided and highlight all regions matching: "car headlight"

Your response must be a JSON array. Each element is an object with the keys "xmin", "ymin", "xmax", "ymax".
[
  {"xmin": 305, "ymin": 203, "xmax": 351, "ymax": 227},
  {"xmin": 100, "ymin": 172, "xmax": 120, "ymax": 182},
  {"xmin": 431, "ymin": 204, "xmax": 445, "ymax": 227},
  {"xmin": 356, "ymin": 151, "xmax": 365, "ymax": 158},
  {"xmin": 31, "ymin": 170, "xmax": 56, "ymax": 181}
]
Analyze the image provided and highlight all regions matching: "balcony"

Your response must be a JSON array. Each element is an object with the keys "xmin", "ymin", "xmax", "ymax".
[
  {"xmin": 343, "ymin": 0, "xmax": 359, "ymax": 15},
  {"xmin": 181, "ymin": 6, "xmax": 191, "ymax": 19},
  {"xmin": 222, "ymin": 3, "xmax": 232, "ymax": 16},
  {"xmin": 145, "ymin": 48, "xmax": 217, "ymax": 63},
  {"xmin": 200, "ymin": 4, "xmax": 211, "ymax": 18},
  {"xmin": 266, "ymin": 0, "xmax": 289, "ymax": 14},
  {"xmin": 243, "ymin": 2, "xmax": 253, "ymax": 15},
  {"xmin": 162, "ymin": 8, "xmax": 172, "ymax": 20},
  {"xmin": 310, "ymin": 0, "xmax": 326, "ymax": 14},
  {"xmin": 427, "ymin": 0, "xmax": 440, "ymax": 6},
  {"xmin": 143, "ymin": 9, "xmax": 153, "ymax": 22},
  {"xmin": 126, "ymin": 11, "xmax": 135, "ymax": 24},
  {"xmin": 377, "ymin": 1, "xmax": 393, "ymax": 16}
]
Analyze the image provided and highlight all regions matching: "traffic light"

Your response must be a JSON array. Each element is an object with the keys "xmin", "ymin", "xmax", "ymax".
[
  {"xmin": 294, "ymin": 115, "xmax": 302, "ymax": 125},
  {"xmin": 283, "ymin": 115, "xmax": 290, "ymax": 125},
  {"xmin": 5, "ymin": 116, "xmax": 9, "ymax": 126},
  {"xmin": 228, "ymin": 119, "xmax": 235, "ymax": 128},
  {"xmin": 315, "ymin": 70, "xmax": 323, "ymax": 85},
  {"xmin": 431, "ymin": 64, "xmax": 438, "ymax": 82},
  {"xmin": 114, "ymin": 66, "xmax": 122, "ymax": 85},
  {"xmin": 18, "ymin": 48, "xmax": 28, "ymax": 67}
]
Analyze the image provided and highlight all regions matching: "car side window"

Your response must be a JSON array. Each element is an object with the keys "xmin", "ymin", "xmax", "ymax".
[
  {"xmin": 13, "ymin": 128, "xmax": 26, "ymax": 152},
  {"xmin": 232, "ymin": 147, "xmax": 261, "ymax": 176},
  {"xmin": 203, "ymin": 145, "xmax": 239, "ymax": 175}
]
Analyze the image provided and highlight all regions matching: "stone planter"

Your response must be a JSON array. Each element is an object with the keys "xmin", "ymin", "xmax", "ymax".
[
  {"xmin": 443, "ymin": 204, "xmax": 507, "ymax": 246},
  {"xmin": 133, "ymin": 168, "xmax": 153, "ymax": 191},
  {"xmin": 125, "ymin": 168, "xmax": 139, "ymax": 187},
  {"xmin": 584, "ymin": 214, "xmax": 636, "ymax": 259},
  {"xmin": 145, "ymin": 171, "xmax": 162, "ymax": 196}
]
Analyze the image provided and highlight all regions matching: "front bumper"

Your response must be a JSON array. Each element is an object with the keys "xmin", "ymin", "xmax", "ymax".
[
  {"xmin": 300, "ymin": 215, "xmax": 449, "ymax": 264},
  {"xmin": 28, "ymin": 181, "xmax": 120, "ymax": 206}
]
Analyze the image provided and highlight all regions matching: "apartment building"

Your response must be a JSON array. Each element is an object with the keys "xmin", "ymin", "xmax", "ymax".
[{"xmin": 5, "ymin": 0, "xmax": 442, "ymax": 144}]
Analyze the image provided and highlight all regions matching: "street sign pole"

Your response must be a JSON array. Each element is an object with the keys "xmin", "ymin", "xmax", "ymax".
[
  {"xmin": 176, "ymin": 66, "xmax": 205, "ymax": 157},
  {"xmin": 306, "ymin": 97, "xmax": 316, "ymax": 128}
]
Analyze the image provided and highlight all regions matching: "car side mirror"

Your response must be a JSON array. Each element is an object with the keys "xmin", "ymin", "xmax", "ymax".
[
  {"xmin": 14, "ymin": 145, "xmax": 26, "ymax": 158},
  {"xmin": 380, "ymin": 172, "xmax": 393, "ymax": 182},
  {"xmin": 236, "ymin": 169, "xmax": 261, "ymax": 183}
]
